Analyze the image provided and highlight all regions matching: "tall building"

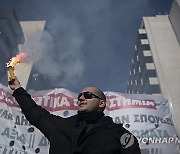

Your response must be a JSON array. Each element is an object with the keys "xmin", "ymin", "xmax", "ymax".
[
  {"xmin": 15, "ymin": 21, "xmax": 46, "ymax": 89},
  {"xmin": 126, "ymin": 0, "xmax": 180, "ymax": 136},
  {"xmin": 0, "ymin": 9, "xmax": 24, "ymax": 84},
  {"xmin": 169, "ymin": 0, "xmax": 180, "ymax": 43},
  {"xmin": 0, "ymin": 7, "xmax": 59, "ymax": 91},
  {"xmin": 0, "ymin": 8, "xmax": 46, "ymax": 89}
]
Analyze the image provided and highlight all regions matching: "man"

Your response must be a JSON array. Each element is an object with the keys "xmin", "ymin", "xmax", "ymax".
[{"xmin": 9, "ymin": 77, "xmax": 141, "ymax": 154}]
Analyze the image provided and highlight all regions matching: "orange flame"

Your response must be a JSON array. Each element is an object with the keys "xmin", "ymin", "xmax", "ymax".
[{"xmin": 7, "ymin": 52, "xmax": 26, "ymax": 68}]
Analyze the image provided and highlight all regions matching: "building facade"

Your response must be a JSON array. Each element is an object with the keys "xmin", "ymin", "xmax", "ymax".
[
  {"xmin": 0, "ymin": 9, "xmax": 24, "ymax": 84},
  {"xmin": 127, "ymin": 0, "xmax": 180, "ymax": 136},
  {"xmin": 0, "ymin": 8, "xmax": 46, "ymax": 89}
]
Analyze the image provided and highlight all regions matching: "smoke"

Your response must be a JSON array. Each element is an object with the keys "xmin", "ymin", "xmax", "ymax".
[
  {"xmin": 23, "ymin": 14, "xmax": 85, "ymax": 88},
  {"xmin": 21, "ymin": 0, "xmax": 151, "ymax": 91},
  {"xmin": 49, "ymin": 13, "xmax": 85, "ymax": 84},
  {"xmin": 23, "ymin": 30, "xmax": 61, "ymax": 76},
  {"xmin": 11, "ymin": 0, "xmax": 168, "ymax": 92}
]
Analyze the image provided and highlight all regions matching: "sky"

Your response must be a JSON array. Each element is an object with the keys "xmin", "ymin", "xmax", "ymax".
[{"xmin": 0, "ymin": 0, "xmax": 173, "ymax": 93}]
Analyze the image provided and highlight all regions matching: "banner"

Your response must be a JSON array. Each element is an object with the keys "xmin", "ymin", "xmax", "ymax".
[{"xmin": 0, "ymin": 84, "xmax": 179, "ymax": 154}]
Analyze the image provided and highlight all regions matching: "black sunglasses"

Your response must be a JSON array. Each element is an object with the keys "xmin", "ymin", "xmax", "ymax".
[{"xmin": 77, "ymin": 92, "xmax": 102, "ymax": 100}]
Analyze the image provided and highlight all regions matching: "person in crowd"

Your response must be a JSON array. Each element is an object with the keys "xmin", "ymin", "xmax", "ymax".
[{"xmin": 9, "ymin": 76, "xmax": 141, "ymax": 154}]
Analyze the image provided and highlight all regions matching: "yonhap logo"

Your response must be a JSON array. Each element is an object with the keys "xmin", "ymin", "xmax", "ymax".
[{"xmin": 120, "ymin": 133, "xmax": 134, "ymax": 149}]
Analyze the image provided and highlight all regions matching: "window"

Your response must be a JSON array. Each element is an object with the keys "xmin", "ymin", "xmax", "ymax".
[
  {"xmin": 131, "ymin": 80, "xmax": 133, "ymax": 85},
  {"xmin": 132, "ymin": 59, "xmax": 134, "ymax": 64},
  {"xmin": 149, "ymin": 77, "xmax": 159, "ymax": 85},
  {"xmin": 138, "ymin": 29, "xmax": 146, "ymax": 34},
  {"xmin": 143, "ymin": 50, "xmax": 152, "ymax": 57},
  {"xmin": 137, "ymin": 55, "xmax": 139, "ymax": 61},
  {"xmin": 129, "ymin": 70, "xmax": 131, "ymax": 75},
  {"xmin": 146, "ymin": 63, "xmax": 155, "ymax": 70},
  {"xmin": 134, "ymin": 45, "xmax": 137, "ymax": 51},
  {"xmin": 135, "ymin": 80, "xmax": 137, "ymax": 85},
  {"xmin": 141, "ymin": 39, "xmax": 149, "ymax": 45}
]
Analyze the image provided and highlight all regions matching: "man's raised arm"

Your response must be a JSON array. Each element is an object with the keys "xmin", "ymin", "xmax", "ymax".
[{"xmin": 9, "ymin": 77, "xmax": 60, "ymax": 139}]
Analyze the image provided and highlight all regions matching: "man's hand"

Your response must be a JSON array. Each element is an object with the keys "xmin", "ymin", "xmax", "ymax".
[{"xmin": 8, "ymin": 76, "xmax": 21, "ymax": 90}]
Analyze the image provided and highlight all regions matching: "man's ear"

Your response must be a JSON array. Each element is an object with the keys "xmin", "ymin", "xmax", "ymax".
[{"xmin": 99, "ymin": 100, "xmax": 106, "ymax": 108}]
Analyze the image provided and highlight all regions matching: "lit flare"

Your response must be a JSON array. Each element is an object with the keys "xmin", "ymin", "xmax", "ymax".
[{"xmin": 6, "ymin": 52, "xmax": 26, "ymax": 80}]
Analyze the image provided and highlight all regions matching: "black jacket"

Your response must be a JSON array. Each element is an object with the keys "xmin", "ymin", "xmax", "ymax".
[{"xmin": 13, "ymin": 87, "xmax": 141, "ymax": 154}]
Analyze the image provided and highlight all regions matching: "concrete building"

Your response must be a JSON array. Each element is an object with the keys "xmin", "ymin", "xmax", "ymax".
[
  {"xmin": 127, "ymin": 0, "xmax": 180, "ymax": 136},
  {"xmin": 15, "ymin": 21, "xmax": 46, "ymax": 89},
  {"xmin": 0, "ymin": 8, "xmax": 46, "ymax": 89},
  {"xmin": 0, "ymin": 9, "xmax": 24, "ymax": 84},
  {"xmin": 169, "ymin": 0, "xmax": 180, "ymax": 43}
]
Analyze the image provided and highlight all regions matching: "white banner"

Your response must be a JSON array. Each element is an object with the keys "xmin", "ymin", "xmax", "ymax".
[{"xmin": 0, "ymin": 84, "xmax": 179, "ymax": 154}]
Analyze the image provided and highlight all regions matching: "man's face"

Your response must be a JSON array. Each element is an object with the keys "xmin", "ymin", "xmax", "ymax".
[{"xmin": 77, "ymin": 87, "xmax": 105, "ymax": 112}]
